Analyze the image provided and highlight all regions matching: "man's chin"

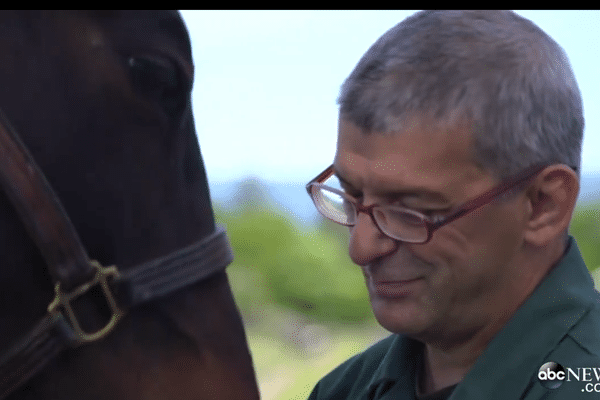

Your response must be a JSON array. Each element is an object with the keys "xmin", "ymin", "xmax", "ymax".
[{"xmin": 370, "ymin": 296, "xmax": 433, "ymax": 336}]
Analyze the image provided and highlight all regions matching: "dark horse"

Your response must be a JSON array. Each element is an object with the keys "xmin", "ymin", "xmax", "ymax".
[{"xmin": 0, "ymin": 11, "xmax": 260, "ymax": 400}]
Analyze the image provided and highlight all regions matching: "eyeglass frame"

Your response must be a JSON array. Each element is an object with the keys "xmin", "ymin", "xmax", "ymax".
[{"xmin": 306, "ymin": 163, "xmax": 573, "ymax": 244}]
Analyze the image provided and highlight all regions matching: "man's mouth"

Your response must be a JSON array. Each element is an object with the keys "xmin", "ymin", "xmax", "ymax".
[{"xmin": 372, "ymin": 278, "xmax": 423, "ymax": 298}]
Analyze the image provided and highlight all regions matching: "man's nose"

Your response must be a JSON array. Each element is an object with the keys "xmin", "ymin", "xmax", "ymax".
[{"xmin": 348, "ymin": 209, "xmax": 397, "ymax": 267}]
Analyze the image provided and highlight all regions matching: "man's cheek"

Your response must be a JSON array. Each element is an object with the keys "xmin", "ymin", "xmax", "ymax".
[{"xmin": 409, "ymin": 228, "xmax": 474, "ymax": 267}]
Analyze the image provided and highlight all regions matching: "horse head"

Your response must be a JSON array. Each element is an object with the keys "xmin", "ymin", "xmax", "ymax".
[{"xmin": 0, "ymin": 11, "xmax": 259, "ymax": 400}]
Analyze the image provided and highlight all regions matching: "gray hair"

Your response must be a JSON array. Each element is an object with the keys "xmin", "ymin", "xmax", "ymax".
[{"xmin": 337, "ymin": 10, "xmax": 583, "ymax": 179}]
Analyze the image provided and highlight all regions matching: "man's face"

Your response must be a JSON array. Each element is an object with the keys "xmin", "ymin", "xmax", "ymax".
[{"xmin": 333, "ymin": 116, "xmax": 530, "ymax": 343}]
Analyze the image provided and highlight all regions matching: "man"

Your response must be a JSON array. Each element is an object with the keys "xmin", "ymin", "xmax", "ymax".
[{"xmin": 306, "ymin": 10, "xmax": 599, "ymax": 400}]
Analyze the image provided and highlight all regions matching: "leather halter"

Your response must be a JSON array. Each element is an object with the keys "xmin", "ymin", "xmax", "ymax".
[{"xmin": 0, "ymin": 108, "xmax": 234, "ymax": 399}]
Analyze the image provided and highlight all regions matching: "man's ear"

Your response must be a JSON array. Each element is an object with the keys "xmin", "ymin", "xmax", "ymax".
[{"xmin": 523, "ymin": 165, "xmax": 579, "ymax": 247}]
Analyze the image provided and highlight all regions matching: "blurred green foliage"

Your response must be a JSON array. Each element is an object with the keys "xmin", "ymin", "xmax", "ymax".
[
  {"xmin": 217, "ymin": 203, "xmax": 373, "ymax": 323},
  {"xmin": 571, "ymin": 203, "xmax": 600, "ymax": 270}
]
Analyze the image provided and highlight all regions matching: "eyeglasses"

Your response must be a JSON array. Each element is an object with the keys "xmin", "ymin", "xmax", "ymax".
[{"xmin": 306, "ymin": 164, "xmax": 550, "ymax": 244}]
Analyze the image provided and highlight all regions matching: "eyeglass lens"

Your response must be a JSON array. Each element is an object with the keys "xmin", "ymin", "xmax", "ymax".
[{"xmin": 311, "ymin": 185, "xmax": 429, "ymax": 243}]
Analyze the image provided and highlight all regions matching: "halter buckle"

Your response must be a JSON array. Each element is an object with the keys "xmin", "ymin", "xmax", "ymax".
[{"xmin": 47, "ymin": 260, "xmax": 123, "ymax": 344}]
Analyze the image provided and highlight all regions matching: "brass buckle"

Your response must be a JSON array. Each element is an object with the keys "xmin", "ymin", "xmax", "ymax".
[{"xmin": 47, "ymin": 260, "xmax": 123, "ymax": 344}]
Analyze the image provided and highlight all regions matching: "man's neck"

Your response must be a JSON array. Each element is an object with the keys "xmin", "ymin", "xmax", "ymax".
[
  {"xmin": 419, "ymin": 332, "xmax": 487, "ymax": 394},
  {"xmin": 418, "ymin": 306, "xmax": 525, "ymax": 393}
]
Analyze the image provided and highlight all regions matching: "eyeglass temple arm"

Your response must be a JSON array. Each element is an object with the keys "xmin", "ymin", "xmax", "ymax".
[
  {"xmin": 430, "ymin": 164, "xmax": 549, "ymax": 229},
  {"xmin": 306, "ymin": 165, "xmax": 335, "ymax": 194}
]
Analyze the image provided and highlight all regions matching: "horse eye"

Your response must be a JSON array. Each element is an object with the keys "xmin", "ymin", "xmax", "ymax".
[{"xmin": 128, "ymin": 55, "xmax": 186, "ymax": 115}]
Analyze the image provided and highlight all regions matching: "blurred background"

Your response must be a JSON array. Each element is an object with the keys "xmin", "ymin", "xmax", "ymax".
[{"xmin": 180, "ymin": 11, "xmax": 600, "ymax": 400}]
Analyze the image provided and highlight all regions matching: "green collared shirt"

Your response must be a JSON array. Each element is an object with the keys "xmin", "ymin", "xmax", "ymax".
[{"xmin": 308, "ymin": 238, "xmax": 600, "ymax": 399}]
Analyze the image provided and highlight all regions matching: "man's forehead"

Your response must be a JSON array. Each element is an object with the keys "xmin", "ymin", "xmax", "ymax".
[
  {"xmin": 336, "ymin": 116, "xmax": 475, "ymax": 164},
  {"xmin": 333, "ymin": 116, "xmax": 489, "ymax": 197}
]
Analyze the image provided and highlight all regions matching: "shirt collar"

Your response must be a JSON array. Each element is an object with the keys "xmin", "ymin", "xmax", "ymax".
[{"xmin": 366, "ymin": 334, "xmax": 421, "ymax": 398}]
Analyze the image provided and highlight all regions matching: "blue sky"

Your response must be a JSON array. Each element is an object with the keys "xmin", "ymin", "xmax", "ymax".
[{"xmin": 180, "ymin": 11, "xmax": 600, "ymax": 184}]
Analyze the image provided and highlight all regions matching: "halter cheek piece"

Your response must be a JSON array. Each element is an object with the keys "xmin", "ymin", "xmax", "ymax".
[{"xmin": 0, "ymin": 109, "xmax": 234, "ymax": 399}]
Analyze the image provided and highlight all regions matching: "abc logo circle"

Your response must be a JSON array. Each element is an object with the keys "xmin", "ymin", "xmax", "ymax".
[{"xmin": 538, "ymin": 362, "xmax": 566, "ymax": 389}]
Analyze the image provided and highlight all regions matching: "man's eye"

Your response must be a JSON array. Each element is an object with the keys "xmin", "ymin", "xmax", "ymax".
[
  {"xmin": 420, "ymin": 209, "xmax": 444, "ymax": 215},
  {"xmin": 339, "ymin": 184, "xmax": 361, "ymax": 199},
  {"xmin": 343, "ymin": 189, "xmax": 362, "ymax": 200}
]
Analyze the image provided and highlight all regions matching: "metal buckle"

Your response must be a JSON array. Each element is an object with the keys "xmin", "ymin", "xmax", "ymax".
[{"xmin": 47, "ymin": 260, "xmax": 123, "ymax": 344}]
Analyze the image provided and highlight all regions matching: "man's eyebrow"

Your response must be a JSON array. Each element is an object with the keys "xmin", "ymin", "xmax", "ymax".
[{"xmin": 333, "ymin": 166, "xmax": 450, "ymax": 204}]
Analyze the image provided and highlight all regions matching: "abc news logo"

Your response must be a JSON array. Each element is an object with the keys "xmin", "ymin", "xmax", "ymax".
[
  {"xmin": 538, "ymin": 361, "xmax": 600, "ymax": 392},
  {"xmin": 538, "ymin": 362, "xmax": 566, "ymax": 389}
]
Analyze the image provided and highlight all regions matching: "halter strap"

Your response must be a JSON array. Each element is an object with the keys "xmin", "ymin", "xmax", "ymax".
[
  {"xmin": 0, "ymin": 108, "xmax": 93, "ymax": 291},
  {"xmin": 0, "ymin": 107, "xmax": 234, "ymax": 399}
]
